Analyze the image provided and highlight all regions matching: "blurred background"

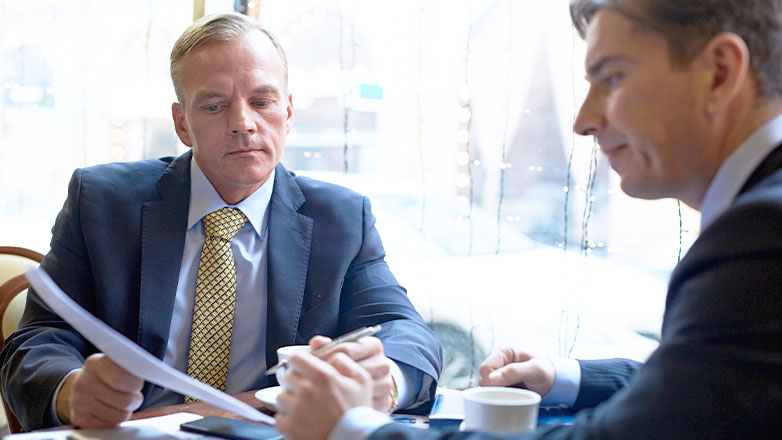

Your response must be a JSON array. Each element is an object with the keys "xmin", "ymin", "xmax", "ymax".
[{"xmin": 0, "ymin": 0, "xmax": 701, "ymax": 392}]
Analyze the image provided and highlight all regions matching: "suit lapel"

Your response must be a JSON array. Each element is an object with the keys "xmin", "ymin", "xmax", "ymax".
[
  {"xmin": 738, "ymin": 143, "xmax": 782, "ymax": 195},
  {"xmin": 265, "ymin": 163, "xmax": 313, "ymax": 367},
  {"xmin": 138, "ymin": 152, "xmax": 191, "ymax": 361}
]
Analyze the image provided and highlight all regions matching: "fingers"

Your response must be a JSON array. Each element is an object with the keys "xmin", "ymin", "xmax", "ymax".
[
  {"xmin": 58, "ymin": 354, "xmax": 144, "ymax": 428},
  {"xmin": 313, "ymin": 336, "xmax": 383, "ymax": 363},
  {"xmin": 86, "ymin": 354, "xmax": 145, "ymax": 394},
  {"xmin": 304, "ymin": 335, "xmax": 393, "ymax": 411},
  {"xmin": 308, "ymin": 335, "xmax": 332, "ymax": 351},
  {"xmin": 329, "ymin": 352, "xmax": 373, "ymax": 386},
  {"xmin": 478, "ymin": 347, "xmax": 533, "ymax": 382},
  {"xmin": 275, "ymin": 352, "xmax": 373, "ymax": 440},
  {"xmin": 478, "ymin": 355, "xmax": 555, "ymax": 397},
  {"xmin": 281, "ymin": 351, "xmax": 347, "ymax": 401},
  {"xmin": 354, "ymin": 347, "xmax": 391, "ymax": 380}
]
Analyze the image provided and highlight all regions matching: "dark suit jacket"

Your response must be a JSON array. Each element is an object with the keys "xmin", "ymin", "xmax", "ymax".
[
  {"xmin": 372, "ymin": 146, "xmax": 782, "ymax": 440},
  {"xmin": 0, "ymin": 152, "xmax": 442, "ymax": 431}
]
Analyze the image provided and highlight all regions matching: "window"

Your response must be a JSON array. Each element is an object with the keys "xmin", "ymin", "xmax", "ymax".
[{"xmin": 0, "ymin": 0, "xmax": 700, "ymax": 389}]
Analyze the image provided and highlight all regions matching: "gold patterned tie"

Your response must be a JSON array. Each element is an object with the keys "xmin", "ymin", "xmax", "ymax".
[{"xmin": 185, "ymin": 207, "xmax": 248, "ymax": 401}]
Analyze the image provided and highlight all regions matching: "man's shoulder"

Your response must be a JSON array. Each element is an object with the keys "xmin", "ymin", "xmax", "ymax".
[
  {"xmin": 284, "ymin": 170, "xmax": 365, "ymax": 202},
  {"xmin": 669, "ymin": 168, "xmax": 782, "ymax": 300},
  {"xmin": 80, "ymin": 156, "xmax": 175, "ymax": 181},
  {"xmin": 74, "ymin": 156, "xmax": 181, "ymax": 203},
  {"xmin": 711, "ymin": 168, "xmax": 782, "ymax": 239}
]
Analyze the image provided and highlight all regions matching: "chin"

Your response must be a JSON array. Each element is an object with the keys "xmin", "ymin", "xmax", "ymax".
[
  {"xmin": 243, "ymin": 167, "xmax": 276, "ymax": 186},
  {"xmin": 619, "ymin": 178, "xmax": 667, "ymax": 201}
]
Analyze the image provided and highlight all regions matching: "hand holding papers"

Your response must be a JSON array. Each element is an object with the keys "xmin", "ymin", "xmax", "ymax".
[{"xmin": 25, "ymin": 268, "xmax": 274, "ymax": 425}]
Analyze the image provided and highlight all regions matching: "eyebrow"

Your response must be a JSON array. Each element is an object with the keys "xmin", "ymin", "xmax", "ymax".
[
  {"xmin": 192, "ymin": 86, "xmax": 283, "ymax": 105},
  {"xmin": 192, "ymin": 91, "xmax": 227, "ymax": 105},
  {"xmin": 251, "ymin": 85, "xmax": 283, "ymax": 97},
  {"xmin": 586, "ymin": 56, "xmax": 629, "ymax": 79}
]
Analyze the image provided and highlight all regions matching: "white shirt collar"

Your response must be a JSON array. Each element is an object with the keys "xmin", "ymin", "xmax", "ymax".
[
  {"xmin": 187, "ymin": 156, "xmax": 275, "ymax": 240},
  {"xmin": 700, "ymin": 114, "xmax": 782, "ymax": 230}
]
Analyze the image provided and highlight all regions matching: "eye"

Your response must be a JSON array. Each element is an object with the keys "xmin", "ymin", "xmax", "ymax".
[
  {"xmin": 601, "ymin": 72, "xmax": 623, "ymax": 88},
  {"xmin": 205, "ymin": 104, "xmax": 221, "ymax": 112},
  {"xmin": 254, "ymin": 100, "xmax": 271, "ymax": 107}
]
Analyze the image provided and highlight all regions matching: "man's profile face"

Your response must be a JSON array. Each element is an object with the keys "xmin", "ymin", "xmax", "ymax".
[
  {"xmin": 172, "ymin": 29, "xmax": 293, "ymax": 204},
  {"xmin": 574, "ymin": 10, "xmax": 713, "ymax": 203}
]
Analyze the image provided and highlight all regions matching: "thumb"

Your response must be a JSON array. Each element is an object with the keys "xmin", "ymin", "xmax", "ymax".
[
  {"xmin": 486, "ymin": 361, "xmax": 539, "ymax": 386},
  {"xmin": 483, "ymin": 363, "xmax": 526, "ymax": 387}
]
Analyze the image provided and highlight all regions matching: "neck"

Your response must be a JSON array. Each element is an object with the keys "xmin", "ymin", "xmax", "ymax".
[
  {"xmin": 688, "ymin": 98, "xmax": 782, "ymax": 210},
  {"xmin": 217, "ymin": 184, "xmax": 264, "ymax": 206}
]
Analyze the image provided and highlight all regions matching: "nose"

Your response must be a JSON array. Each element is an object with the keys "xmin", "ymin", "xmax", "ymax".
[
  {"xmin": 229, "ymin": 101, "xmax": 256, "ymax": 135},
  {"xmin": 573, "ymin": 87, "xmax": 604, "ymax": 137}
]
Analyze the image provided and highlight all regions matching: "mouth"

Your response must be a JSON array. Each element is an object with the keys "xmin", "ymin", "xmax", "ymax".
[
  {"xmin": 601, "ymin": 143, "xmax": 627, "ymax": 160},
  {"xmin": 227, "ymin": 148, "xmax": 263, "ymax": 156},
  {"xmin": 600, "ymin": 143, "xmax": 629, "ymax": 171}
]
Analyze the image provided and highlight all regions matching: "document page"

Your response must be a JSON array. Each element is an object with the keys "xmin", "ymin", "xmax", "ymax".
[
  {"xmin": 25, "ymin": 268, "xmax": 274, "ymax": 424},
  {"xmin": 3, "ymin": 412, "xmax": 204, "ymax": 439}
]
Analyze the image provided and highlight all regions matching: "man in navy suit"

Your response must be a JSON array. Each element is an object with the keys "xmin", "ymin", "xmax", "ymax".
[
  {"xmin": 273, "ymin": 0, "xmax": 782, "ymax": 439},
  {"xmin": 0, "ymin": 13, "xmax": 441, "ymax": 431}
]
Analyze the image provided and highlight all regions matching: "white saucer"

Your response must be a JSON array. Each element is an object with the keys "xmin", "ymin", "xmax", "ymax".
[{"xmin": 255, "ymin": 386, "xmax": 282, "ymax": 412}]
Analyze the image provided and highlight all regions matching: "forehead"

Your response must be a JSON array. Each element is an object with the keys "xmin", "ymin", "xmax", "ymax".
[
  {"xmin": 584, "ymin": 9, "xmax": 669, "ymax": 69},
  {"xmin": 179, "ymin": 30, "xmax": 286, "ymax": 93}
]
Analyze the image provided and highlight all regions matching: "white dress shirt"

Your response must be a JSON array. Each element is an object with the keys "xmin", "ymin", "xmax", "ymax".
[
  {"xmin": 146, "ymin": 158, "xmax": 274, "ymax": 406},
  {"xmin": 700, "ymin": 114, "xmax": 782, "ymax": 230}
]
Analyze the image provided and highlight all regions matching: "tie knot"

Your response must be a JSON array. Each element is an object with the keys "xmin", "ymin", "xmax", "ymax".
[{"xmin": 203, "ymin": 207, "xmax": 248, "ymax": 241}]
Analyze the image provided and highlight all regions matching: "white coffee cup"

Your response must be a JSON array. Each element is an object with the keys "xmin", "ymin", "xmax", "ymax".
[
  {"xmin": 461, "ymin": 387, "xmax": 541, "ymax": 434},
  {"xmin": 275, "ymin": 345, "xmax": 310, "ymax": 388}
]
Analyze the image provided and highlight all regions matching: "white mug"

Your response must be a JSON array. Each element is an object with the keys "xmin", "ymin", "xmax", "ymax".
[
  {"xmin": 461, "ymin": 387, "xmax": 541, "ymax": 434},
  {"xmin": 275, "ymin": 345, "xmax": 310, "ymax": 388}
]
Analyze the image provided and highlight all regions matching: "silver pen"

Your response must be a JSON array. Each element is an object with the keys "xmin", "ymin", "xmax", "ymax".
[{"xmin": 264, "ymin": 324, "xmax": 382, "ymax": 375}]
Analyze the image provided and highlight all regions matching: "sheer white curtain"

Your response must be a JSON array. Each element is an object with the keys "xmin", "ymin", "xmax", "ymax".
[{"xmin": 0, "ymin": 0, "xmax": 698, "ymax": 389}]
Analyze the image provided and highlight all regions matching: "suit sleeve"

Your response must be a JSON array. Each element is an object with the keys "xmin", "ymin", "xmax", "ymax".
[
  {"xmin": 0, "ymin": 169, "xmax": 97, "ymax": 431},
  {"xmin": 338, "ymin": 196, "xmax": 443, "ymax": 414},
  {"xmin": 572, "ymin": 358, "xmax": 641, "ymax": 410}
]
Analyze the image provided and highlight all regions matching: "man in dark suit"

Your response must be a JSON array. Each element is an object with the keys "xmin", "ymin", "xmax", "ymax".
[
  {"xmin": 273, "ymin": 1, "xmax": 782, "ymax": 439},
  {"xmin": 0, "ymin": 13, "xmax": 441, "ymax": 431}
]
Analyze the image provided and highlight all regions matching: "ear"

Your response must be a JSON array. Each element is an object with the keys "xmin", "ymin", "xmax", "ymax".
[
  {"xmin": 285, "ymin": 93, "xmax": 294, "ymax": 135},
  {"xmin": 699, "ymin": 32, "xmax": 750, "ymax": 117},
  {"xmin": 172, "ymin": 102, "xmax": 193, "ymax": 147}
]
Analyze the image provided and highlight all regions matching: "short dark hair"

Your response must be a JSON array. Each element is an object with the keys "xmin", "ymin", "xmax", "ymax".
[{"xmin": 570, "ymin": 0, "xmax": 782, "ymax": 98}]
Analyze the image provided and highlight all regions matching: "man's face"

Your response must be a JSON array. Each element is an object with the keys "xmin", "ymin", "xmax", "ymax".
[
  {"xmin": 172, "ymin": 30, "xmax": 293, "ymax": 204},
  {"xmin": 574, "ymin": 10, "xmax": 715, "ymax": 205}
]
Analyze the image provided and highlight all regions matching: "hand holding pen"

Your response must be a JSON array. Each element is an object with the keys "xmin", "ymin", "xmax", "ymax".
[{"xmin": 265, "ymin": 325, "xmax": 382, "ymax": 375}]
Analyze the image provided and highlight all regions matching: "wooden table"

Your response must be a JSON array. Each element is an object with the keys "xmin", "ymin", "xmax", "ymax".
[{"xmin": 130, "ymin": 390, "xmax": 275, "ymax": 423}]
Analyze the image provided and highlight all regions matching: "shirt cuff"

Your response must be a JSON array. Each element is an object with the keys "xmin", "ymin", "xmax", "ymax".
[
  {"xmin": 541, "ymin": 358, "xmax": 580, "ymax": 407},
  {"xmin": 329, "ymin": 406, "xmax": 392, "ymax": 440},
  {"xmin": 389, "ymin": 359, "xmax": 422, "ymax": 409},
  {"xmin": 51, "ymin": 369, "xmax": 80, "ymax": 424}
]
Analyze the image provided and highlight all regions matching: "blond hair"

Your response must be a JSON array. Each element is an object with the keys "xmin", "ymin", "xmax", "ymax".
[{"xmin": 170, "ymin": 12, "xmax": 288, "ymax": 104}]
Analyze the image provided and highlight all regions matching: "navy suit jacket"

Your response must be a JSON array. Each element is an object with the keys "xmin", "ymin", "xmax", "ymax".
[
  {"xmin": 0, "ymin": 152, "xmax": 442, "ymax": 431},
  {"xmin": 371, "ymin": 147, "xmax": 782, "ymax": 439}
]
